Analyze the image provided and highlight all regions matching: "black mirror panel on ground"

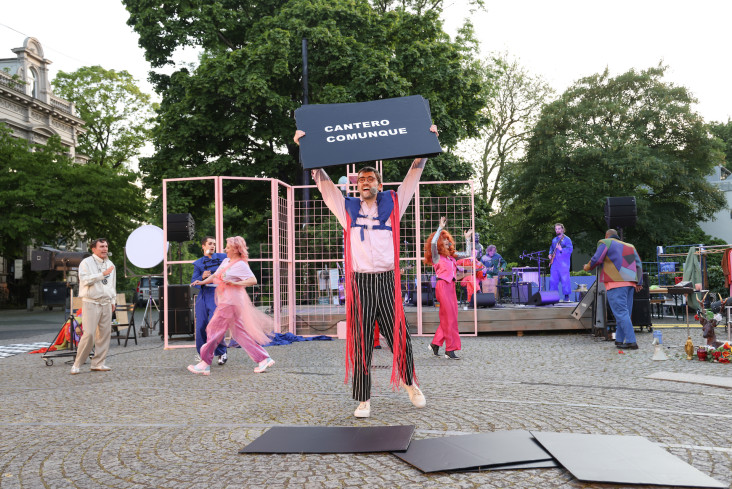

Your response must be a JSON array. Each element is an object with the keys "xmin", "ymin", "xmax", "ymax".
[{"xmin": 604, "ymin": 196, "xmax": 637, "ymax": 228}]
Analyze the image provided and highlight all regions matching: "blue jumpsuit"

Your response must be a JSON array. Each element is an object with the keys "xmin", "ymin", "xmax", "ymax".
[
  {"xmin": 549, "ymin": 235, "xmax": 573, "ymax": 300},
  {"xmin": 191, "ymin": 253, "xmax": 228, "ymax": 355}
]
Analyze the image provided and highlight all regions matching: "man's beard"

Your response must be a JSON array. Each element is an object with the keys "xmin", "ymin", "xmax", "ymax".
[{"xmin": 361, "ymin": 185, "xmax": 379, "ymax": 199}]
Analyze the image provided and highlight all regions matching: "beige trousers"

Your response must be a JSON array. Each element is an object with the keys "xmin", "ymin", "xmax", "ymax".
[{"xmin": 74, "ymin": 301, "xmax": 112, "ymax": 368}]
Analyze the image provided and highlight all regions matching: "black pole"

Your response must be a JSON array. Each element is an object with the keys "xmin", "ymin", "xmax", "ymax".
[{"xmin": 301, "ymin": 38, "xmax": 310, "ymax": 226}]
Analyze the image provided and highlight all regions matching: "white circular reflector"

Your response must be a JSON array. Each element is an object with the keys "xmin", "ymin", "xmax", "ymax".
[{"xmin": 126, "ymin": 225, "xmax": 168, "ymax": 268}]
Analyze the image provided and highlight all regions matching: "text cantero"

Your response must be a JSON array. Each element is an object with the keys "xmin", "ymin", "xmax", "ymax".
[{"xmin": 323, "ymin": 119, "xmax": 407, "ymax": 143}]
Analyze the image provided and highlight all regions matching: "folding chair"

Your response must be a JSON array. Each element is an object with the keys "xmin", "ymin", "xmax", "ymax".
[{"xmin": 113, "ymin": 294, "xmax": 137, "ymax": 346}]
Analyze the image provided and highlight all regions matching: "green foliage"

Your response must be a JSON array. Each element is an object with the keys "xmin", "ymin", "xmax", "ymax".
[
  {"xmin": 123, "ymin": 0, "xmax": 493, "ymax": 246},
  {"xmin": 708, "ymin": 119, "xmax": 732, "ymax": 167},
  {"xmin": 0, "ymin": 126, "xmax": 146, "ymax": 258},
  {"xmin": 494, "ymin": 65, "xmax": 726, "ymax": 262},
  {"xmin": 51, "ymin": 66, "xmax": 157, "ymax": 170},
  {"xmin": 706, "ymin": 265, "xmax": 726, "ymax": 299}
]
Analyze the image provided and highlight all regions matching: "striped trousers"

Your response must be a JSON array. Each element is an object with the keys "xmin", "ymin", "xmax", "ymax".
[{"xmin": 350, "ymin": 271, "xmax": 415, "ymax": 402}]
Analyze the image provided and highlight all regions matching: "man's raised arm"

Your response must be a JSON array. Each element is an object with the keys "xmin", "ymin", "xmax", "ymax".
[
  {"xmin": 396, "ymin": 124, "xmax": 438, "ymax": 217},
  {"xmin": 295, "ymin": 130, "xmax": 347, "ymax": 228}
]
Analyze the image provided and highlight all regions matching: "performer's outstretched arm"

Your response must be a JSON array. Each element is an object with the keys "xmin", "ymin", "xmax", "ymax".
[
  {"xmin": 454, "ymin": 228, "xmax": 473, "ymax": 259},
  {"xmin": 295, "ymin": 129, "xmax": 347, "ymax": 228},
  {"xmin": 430, "ymin": 218, "xmax": 445, "ymax": 265},
  {"xmin": 396, "ymin": 124, "xmax": 438, "ymax": 218},
  {"xmin": 311, "ymin": 168, "xmax": 347, "ymax": 228}
]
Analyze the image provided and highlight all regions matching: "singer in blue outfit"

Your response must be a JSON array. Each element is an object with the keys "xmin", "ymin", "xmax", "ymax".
[
  {"xmin": 191, "ymin": 236, "xmax": 228, "ymax": 364},
  {"xmin": 548, "ymin": 223, "xmax": 573, "ymax": 302}
]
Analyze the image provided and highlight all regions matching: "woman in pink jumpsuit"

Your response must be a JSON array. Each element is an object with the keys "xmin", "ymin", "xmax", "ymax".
[
  {"xmin": 187, "ymin": 236, "xmax": 275, "ymax": 376},
  {"xmin": 424, "ymin": 217, "xmax": 472, "ymax": 360}
]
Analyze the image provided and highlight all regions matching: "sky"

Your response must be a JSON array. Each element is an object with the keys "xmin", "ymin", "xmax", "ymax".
[{"xmin": 1, "ymin": 0, "xmax": 731, "ymax": 125}]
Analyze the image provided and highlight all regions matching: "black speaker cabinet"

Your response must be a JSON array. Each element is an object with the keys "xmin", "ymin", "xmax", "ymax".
[
  {"xmin": 167, "ymin": 213, "xmax": 195, "ymax": 242},
  {"xmin": 631, "ymin": 299, "xmax": 652, "ymax": 326},
  {"xmin": 528, "ymin": 290, "xmax": 560, "ymax": 306},
  {"xmin": 467, "ymin": 292, "xmax": 496, "ymax": 308},
  {"xmin": 31, "ymin": 250, "xmax": 53, "ymax": 271},
  {"xmin": 511, "ymin": 282, "xmax": 532, "ymax": 304},
  {"xmin": 605, "ymin": 196, "xmax": 637, "ymax": 228},
  {"xmin": 42, "ymin": 282, "xmax": 67, "ymax": 306},
  {"xmin": 160, "ymin": 309, "xmax": 194, "ymax": 335},
  {"xmin": 160, "ymin": 285, "xmax": 191, "ymax": 309},
  {"xmin": 635, "ymin": 273, "xmax": 650, "ymax": 299},
  {"xmin": 408, "ymin": 291, "xmax": 434, "ymax": 306}
]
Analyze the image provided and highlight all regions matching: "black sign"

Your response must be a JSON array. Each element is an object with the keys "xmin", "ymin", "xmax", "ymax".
[{"xmin": 295, "ymin": 95, "xmax": 443, "ymax": 169}]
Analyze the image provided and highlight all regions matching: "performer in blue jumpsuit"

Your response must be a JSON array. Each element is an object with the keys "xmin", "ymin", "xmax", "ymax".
[
  {"xmin": 548, "ymin": 223, "xmax": 573, "ymax": 301},
  {"xmin": 191, "ymin": 236, "xmax": 228, "ymax": 364}
]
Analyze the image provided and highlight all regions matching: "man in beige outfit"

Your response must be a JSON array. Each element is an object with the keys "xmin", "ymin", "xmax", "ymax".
[{"xmin": 71, "ymin": 238, "xmax": 116, "ymax": 374}]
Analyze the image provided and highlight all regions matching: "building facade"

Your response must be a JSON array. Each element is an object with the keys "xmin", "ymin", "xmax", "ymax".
[
  {"xmin": 700, "ymin": 166, "xmax": 732, "ymax": 244},
  {"xmin": 0, "ymin": 37, "xmax": 86, "ymax": 161}
]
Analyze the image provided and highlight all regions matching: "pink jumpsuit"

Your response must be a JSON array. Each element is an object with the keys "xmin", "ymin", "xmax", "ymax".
[{"xmin": 432, "ymin": 256, "xmax": 461, "ymax": 352}]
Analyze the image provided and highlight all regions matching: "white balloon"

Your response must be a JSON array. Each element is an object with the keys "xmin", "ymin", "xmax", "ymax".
[{"xmin": 126, "ymin": 225, "xmax": 168, "ymax": 268}]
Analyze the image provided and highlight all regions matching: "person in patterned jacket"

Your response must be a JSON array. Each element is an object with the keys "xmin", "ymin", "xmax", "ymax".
[{"xmin": 584, "ymin": 229, "xmax": 643, "ymax": 350}]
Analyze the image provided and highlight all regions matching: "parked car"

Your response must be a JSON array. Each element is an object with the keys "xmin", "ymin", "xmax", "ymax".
[{"xmin": 133, "ymin": 276, "xmax": 164, "ymax": 307}]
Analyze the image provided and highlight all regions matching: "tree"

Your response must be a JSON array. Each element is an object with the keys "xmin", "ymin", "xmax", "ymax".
[
  {"xmin": 494, "ymin": 65, "xmax": 726, "ymax": 261},
  {"xmin": 469, "ymin": 53, "xmax": 553, "ymax": 209},
  {"xmin": 122, "ymin": 0, "xmax": 494, "ymax": 245},
  {"xmin": 708, "ymin": 119, "xmax": 732, "ymax": 167},
  {"xmin": 51, "ymin": 66, "xmax": 157, "ymax": 170},
  {"xmin": 0, "ymin": 126, "xmax": 146, "ymax": 258}
]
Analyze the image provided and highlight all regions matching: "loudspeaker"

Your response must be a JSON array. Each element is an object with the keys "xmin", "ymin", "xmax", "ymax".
[
  {"xmin": 631, "ymin": 272, "xmax": 651, "ymax": 326},
  {"xmin": 160, "ymin": 285, "xmax": 191, "ymax": 309},
  {"xmin": 634, "ymin": 273, "xmax": 650, "ymax": 299},
  {"xmin": 159, "ymin": 285, "xmax": 194, "ymax": 336},
  {"xmin": 31, "ymin": 250, "xmax": 53, "ymax": 271},
  {"xmin": 631, "ymin": 299, "xmax": 651, "ymax": 326},
  {"xmin": 605, "ymin": 196, "xmax": 637, "ymax": 228},
  {"xmin": 528, "ymin": 290, "xmax": 560, "ymax": 306},
  {"xmin": 42, "ymin": 282, "xmax": 66, "ymax": 306},
  {"xmin": 470, "ymin": 292, "xmax": 496, "ymax": 308},
  {"xmin": 408, "ymin": 291, "xmax": 433, "ymax": 306},
  {"xmin": 167, "ymin": 213, "xmax": 195, "ymax": 242},
  {"xmin": 160, "ymin": 309, "xmax": 194, "ymax": 335},
  {"xmin": 511, "ymin": 282, "xmax": 532, "ymax": 304}
]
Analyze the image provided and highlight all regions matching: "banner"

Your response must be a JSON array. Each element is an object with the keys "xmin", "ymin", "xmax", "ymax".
[{"xmin": 295, "ymin": 95, "xmax": 443, "ymax": 169}]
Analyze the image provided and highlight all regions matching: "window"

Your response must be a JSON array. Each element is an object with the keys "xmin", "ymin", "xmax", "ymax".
[{"xmin": 29, "ymin": 68, "xmax": 38, "ymax": 98}]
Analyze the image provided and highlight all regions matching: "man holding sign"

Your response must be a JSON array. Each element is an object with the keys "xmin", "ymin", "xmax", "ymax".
[{"xmin": 295, "ymin": 123, "xmax": 437, "ymax": 418}]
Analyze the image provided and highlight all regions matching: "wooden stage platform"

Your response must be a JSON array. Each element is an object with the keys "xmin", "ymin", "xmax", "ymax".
[{"xmin": 289, "ymin": 301, "xmax": 592, "ymax": 336}]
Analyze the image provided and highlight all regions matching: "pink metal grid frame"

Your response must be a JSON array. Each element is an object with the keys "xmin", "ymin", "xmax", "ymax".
[{"xmin": 161, "ymin": 175, "xmax": 477, "ymax": 349}]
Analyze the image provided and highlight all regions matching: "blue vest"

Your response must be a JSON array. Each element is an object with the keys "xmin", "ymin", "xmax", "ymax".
[{"xmin": 344, "ymin": 191, "xmax": 395, "ymax": 241}]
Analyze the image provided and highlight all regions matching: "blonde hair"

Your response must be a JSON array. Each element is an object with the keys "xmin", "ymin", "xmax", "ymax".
[{"xmin": 226, "ymin": 236, "xmax": 249, "ymax": 260}]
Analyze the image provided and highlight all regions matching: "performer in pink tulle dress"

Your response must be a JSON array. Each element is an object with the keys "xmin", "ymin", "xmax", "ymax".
[{"xmin": 187, "ymin": 236, "xmax": 275, "ymax": 376}]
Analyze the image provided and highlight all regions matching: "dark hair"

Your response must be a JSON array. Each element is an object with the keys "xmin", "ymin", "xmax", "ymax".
[
  {"xmin": 90, "ymin": 238, "xmax": 108, "ymax": 249},
  {"xmin": 357, "ymin": 166, "xmax": 382, "ymax": 185},
  {"xmin": 201, "ymin": 236, "xmax": 215, "ymax": 246}
]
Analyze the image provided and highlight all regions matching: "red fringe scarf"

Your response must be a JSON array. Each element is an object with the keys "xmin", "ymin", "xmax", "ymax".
[{"xmin": 344, "ymin": 192, "xmax": 412, "ymax": 389}]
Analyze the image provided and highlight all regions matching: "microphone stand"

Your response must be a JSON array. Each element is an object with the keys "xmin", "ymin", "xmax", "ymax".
[{"xmin": 519, "ymin": 250, "xmax": 547, "ymax": 291}]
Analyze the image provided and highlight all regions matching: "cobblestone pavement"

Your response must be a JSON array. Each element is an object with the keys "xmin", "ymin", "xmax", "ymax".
[{"xmin": 1, "ymin": 313, "xmax": 730, "ymax": 488}]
